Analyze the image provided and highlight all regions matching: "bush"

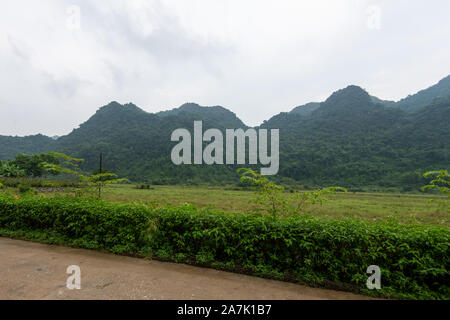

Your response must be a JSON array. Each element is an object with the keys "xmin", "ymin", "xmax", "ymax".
[
  {"xmin": 0, "ymin": 195, "xmax": 448, "ymax": 299},
  {"xmin": 0, "ymin": 195, "xmax": 152, "ymax": 253},
  {"xmin": 136, "ymin": 184, "xmax": 154, "ymax": 190},
  {"xmin": 17, "ymin": 184, "xmax": 32, "ymax": 194}
]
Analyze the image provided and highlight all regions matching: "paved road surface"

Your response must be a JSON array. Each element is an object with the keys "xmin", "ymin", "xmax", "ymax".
[{"xmin": 0, "ymin": 237, "xmax": 371, "ymax": 300}]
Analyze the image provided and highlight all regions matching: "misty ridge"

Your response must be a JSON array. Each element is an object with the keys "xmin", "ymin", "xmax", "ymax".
[{"xmin": 0, "ymin": 74, "xmax": 449, "ymax": 190}]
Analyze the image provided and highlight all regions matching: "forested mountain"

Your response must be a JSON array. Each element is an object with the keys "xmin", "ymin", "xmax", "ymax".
[
  {"xmin": 289, "ymin": 102, "xmax": 321, "ymax": 117},
  {"xmin": 1, "ymin": 76, "xmax": 449, "ymax": 189},
  {"xmin": 370, "ymin": 96, "xmax": 396, "ymax": 107},
  {"xmin": 157, "ymin": 103, "xmax": 246, "ymax": 128},
  {"xmin": 396, "ymin": 75, "xmax": 450, "ymax": 112},
  {"xmin": 0, "ymin": 134, "xmax": 54, "ymax": 161},
  {"xmin": 263, "ymin": 85, "xmax": 449, "ymax": 188},
  {"xmin": 49, "ymin": 101, "xmax": 246, "ymax": 183}
]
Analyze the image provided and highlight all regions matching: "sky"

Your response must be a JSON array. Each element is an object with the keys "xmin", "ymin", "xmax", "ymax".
[{"xmin": 1, "ymin": 0, "xmax": 450, "ymax": 136}]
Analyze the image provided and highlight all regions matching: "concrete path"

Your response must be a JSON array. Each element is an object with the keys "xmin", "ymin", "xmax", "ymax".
[{"xmin": 0, "ymin": 237, "xmax": 371, "ymax": 300}]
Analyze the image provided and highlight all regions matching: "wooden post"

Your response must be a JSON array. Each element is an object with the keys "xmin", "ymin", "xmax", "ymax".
[
  {"xmin": 99, "ymin": 152, "xmax": 103, "ymax": 198},
  {"xmin": 99, "ymin": 152, "xmax": 103, "ymax": 174}
]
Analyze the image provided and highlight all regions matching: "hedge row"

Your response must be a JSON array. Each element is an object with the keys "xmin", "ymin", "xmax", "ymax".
[
  {"xmin": 0, "ymin": 194, "xmax": 448, "ymax": 299},
  {"xmin": 0, "ymin": 195, "xmax": 150, "ymax": 253}
]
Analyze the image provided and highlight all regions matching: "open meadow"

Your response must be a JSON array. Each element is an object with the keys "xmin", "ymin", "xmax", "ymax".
[{"xmin": 33, "ymin": 184, "xmax": 449, "ymax": 227}]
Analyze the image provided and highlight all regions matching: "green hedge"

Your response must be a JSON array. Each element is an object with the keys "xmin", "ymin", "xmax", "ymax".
[
  {"xmin": 0, "ymin": 195, "xmax": 150, "ymax": 253},
  {"xmin": 0, "ymin": 194, "xmax": 448, "ymax": 299}
]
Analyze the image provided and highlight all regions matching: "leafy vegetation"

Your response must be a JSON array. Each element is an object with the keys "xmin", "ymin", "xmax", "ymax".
[
  {"xmin": 17, "ymin": 184, "xmax": 32, "ymax": 194},
  {"xmin": 238, "ymin": 168, "xmax": 347, "ymax": 217},
  {"xmin": 24, "ymin": 184, "xmax": 449, "ymax": 227},
  {"xmin": 0, "ymin": 193, "xmax": 448, "ymax": 299},
  {"xmin": 0, "ymin": 153, "xmax": 62, "ymax": 178},
  {"xmin": 422, "ymin": 170, "xmax": 450, "ymax": 197},
  {"xmin": 81, "ymin": 172, "xmax": 130, "ymax": 199},
  {"xmin": 238, "ymin": 168, "xmax": 285, "ymax": 216},
  {"xmin": 0, "ymin": 152, "xmax": 130, "ymax": 199},
  {"xmin": 263, "ymin": 86, "xmax": 449, "ymax": 189},
  {"xmin": 0, "ymin": 195, "xmax": 151, "ymax": 253},
  {"xmin": 0, "ymin": 134, "xmax": 54, "ymax": 161},
  {"xmin": 422, "ymin": 170, "xmax": 450, "ymax": 212}
]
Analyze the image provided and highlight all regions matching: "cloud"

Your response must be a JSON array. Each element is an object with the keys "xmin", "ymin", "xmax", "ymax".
[{"xmin": 0, "ymin": 0, "xmax": 449, "ymax": 136}]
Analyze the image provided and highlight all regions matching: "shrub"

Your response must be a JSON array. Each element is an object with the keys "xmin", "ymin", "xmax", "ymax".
[
  {"xmin": 0, "ymin": 195, "xmax": 152, "ymax": 253},
  {"xmin": 238, "ymin": 168, "xmax": 347, "ymax": 216},
  {"xmin": 17, "ymin": 184, "xmax": 32, "ymax": 194},
  {"xmin": 136, "ymin": 184, "xmax": 154, "ymax": 190}
]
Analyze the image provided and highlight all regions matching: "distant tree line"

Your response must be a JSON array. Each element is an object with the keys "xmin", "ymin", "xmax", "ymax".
[{"xmin": 0, "ymin": 153, "xmax": 60, "ymax": 178}]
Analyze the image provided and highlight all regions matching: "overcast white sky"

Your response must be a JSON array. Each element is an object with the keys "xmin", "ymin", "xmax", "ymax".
[{"xmin": 1, "ymin": 0, "xmax": 449, "ymax": 136}]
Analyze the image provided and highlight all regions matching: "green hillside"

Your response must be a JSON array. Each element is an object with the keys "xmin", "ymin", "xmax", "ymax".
[
  {"xmin": 54, "ymin": 101, "xmax": 246, "ymax": 184},
  {"xmin": 1, "ymin": 77, "xmax": 449, "ymax": 189},
  {"xmin": 396, "ymin": 75, "xmax": 450, "ymax": 112},
  {"xmin": 0, "ymin": 134, "xmax": 54, "ymax": 161},
  {"xmin": 263, "ymin": 86, "xmax": 449, "ymax": 189}
]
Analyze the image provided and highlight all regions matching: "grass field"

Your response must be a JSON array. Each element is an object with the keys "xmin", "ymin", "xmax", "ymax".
[
  {"xmin": 2, "ymin": 181, "xmax": 445, "ymax": 227},
  {"xmin": 66, "ymin": 184, "xmax": 450, "ymax": 227}
]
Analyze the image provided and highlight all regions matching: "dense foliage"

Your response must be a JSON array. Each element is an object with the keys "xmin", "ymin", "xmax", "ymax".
[
  {"xmin": 422, "ymin": 170, "xmax": 450, "ymax": 212},
  {"xmin": 0, "ymin": 153, "xmax": 62, "ymax": 178},
  {"xmin": 0, "ymin": 194, "xmax": 448, "ymax": 299},
  {"xmin": 0, "ymin": 195, "xmax": 150, "ymax": 253},
  {"xmin": 0, "ymin": 160, "xmax": 25, "ymax": 177},
  {"xmin": 0, "ymin": 134, "xmax": 54, "ymax": 161},
  {"xmin": 263, "ymin": 86, "xmax": 450, "ymax": 189}
]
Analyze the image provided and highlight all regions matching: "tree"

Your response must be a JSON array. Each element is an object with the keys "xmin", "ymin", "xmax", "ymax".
[
  {"xmin": 238, "ymin": 168, "xmax": 347, "ymax": 217},
  {"xmin": 238, "ymin": 168, "xmax": 285, "ymax": 217},
  {"xmin": 82, "ymin": 172, "xmax": 129, "ymax": 199},
  {"xmin": 39, "ymin": 152, "xmax": 84, "ymax": 177},
  {"xmin": 40, "ymin": 152, "xmax": 129, "ymax": 199},
  {"xmin": 422, "ymin": 170, "xmax": 450, "ymax": 195},
  {"xmin": 422, "ymin": 170, "xmax": 449, "ymax": 212},
  {"xmin": 10, "ymin": 154, "xmax": 43, "ymax": 177},
  {"xmin": 9, "ymin": 153, "xmax": 61, "ymax": 177},
  {"xmin": 290, "ymin": 186, "xmax": 347, "ymax": 212},
  {"xmin": 0, "ymin": 161, "xmax": 26, "ymax": 177}
]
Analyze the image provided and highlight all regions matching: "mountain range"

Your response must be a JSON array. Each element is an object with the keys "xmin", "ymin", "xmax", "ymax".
[{"xmin": 1, "ymin": 75, "xmax": 449, "ymax": 190}]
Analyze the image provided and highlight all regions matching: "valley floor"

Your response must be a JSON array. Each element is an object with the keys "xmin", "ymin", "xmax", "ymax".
[
  {"xmin": 0, "ymin": 237, "xmax": 372, "ymax": 300},
  {"xmin": 88, "ymin": 185, "xmax": 449, "ymax": 227}
]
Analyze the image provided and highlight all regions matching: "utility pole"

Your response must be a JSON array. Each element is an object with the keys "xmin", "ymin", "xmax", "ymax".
[
  {"xmin": 99, "ymin": 152, "xmax": 103, "ymax": 199},
  {"xmin": 99, "ymin": 152, "xmax": 103, "ymax": 174}
]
